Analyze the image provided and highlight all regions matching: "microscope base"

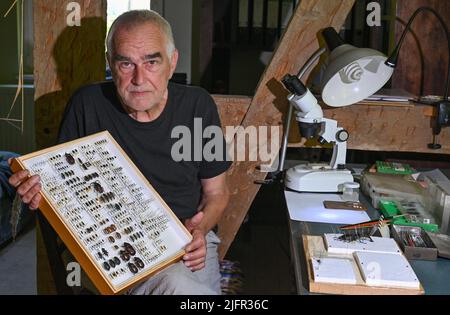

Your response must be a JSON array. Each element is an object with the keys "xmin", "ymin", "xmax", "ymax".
[{"xmin": 285, "ymin": 164, "xmax": 353, "ymax": 193}]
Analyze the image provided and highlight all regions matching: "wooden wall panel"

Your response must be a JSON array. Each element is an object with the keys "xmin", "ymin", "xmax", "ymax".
[
  {"xmin": 215, "ymin": 96, "xmax": 450, "ymax": 153},
  {"xmin": 392, "ymin": 0, "xmax": 450, "ymax": 96},
  {"xmin": 323, "ymin": 103, "xmax": 450, "ymax": 153},
  {"xmin": 34, "ymin": 0, "xmax": 107, "ymax": 149},
  {"xmin": 217, "ymin": 0, "xmax": 357, "ymax": 259}
]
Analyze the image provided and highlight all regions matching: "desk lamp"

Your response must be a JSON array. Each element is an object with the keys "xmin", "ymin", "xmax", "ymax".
[{"xmin": 279, "ymin": 27, "xmax": 393, "ymax": 192}]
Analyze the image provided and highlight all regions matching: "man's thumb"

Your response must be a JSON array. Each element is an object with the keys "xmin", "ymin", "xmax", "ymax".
[{"xmin": 185, "ymin": 211, "xmax": 204, "ymax": 231}]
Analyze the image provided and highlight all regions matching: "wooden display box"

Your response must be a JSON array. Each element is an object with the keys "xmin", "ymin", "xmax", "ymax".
[{"xmin": 11, "ymin": 131, "xmax": 192, "ymax": 295}]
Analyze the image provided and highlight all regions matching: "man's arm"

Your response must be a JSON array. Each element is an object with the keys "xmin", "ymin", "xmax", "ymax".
[
  {"xmin": 197, "ymin": 172, "xmax": 230, "ymax": 234},
  {"xmin": 183, "ymin": 172, "xmax": 229, "ymax": 271}
]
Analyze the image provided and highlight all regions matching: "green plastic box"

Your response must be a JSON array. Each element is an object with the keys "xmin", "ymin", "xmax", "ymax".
[{"xmin": 379, "ymin": 199, "xmax": 439, "ymax": 232}]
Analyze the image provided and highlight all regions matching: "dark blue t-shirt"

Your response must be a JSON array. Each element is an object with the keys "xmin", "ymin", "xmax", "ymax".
[{"xmin": 57, "ymin": 81, "xmax": 231, "ymax": 219}]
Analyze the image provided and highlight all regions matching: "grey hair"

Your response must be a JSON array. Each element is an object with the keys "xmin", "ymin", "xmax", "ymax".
[{"xmin": 106, "ymin": 10, "xmax": 175, "ymax": 58}]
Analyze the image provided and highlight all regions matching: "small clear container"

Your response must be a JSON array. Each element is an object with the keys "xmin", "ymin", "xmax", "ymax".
[{"xmin": 342, "ymin": 182, "xmax": 360, "ymax": 202}]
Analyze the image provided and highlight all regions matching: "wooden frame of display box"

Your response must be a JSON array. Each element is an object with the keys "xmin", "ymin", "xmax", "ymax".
[{"xmin": 11, "ymin": 131, "xmax": 192, "ymax": 295}]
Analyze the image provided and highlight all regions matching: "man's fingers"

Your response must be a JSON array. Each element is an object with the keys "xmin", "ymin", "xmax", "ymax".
[
  {"xmin": 29, "ymin": 193, "xmax": 42, "ymax": 210},
  {"xmin": 183, "ymin": 250, "xmax": 206, "ymax": 265},
  {"xmin": 8, "ymin": 163, "xmax": 41, "ymax": 209},
  {"xmin": 16, "ymin": 174, "xmax": 40, "ymax": 196},
  {"xmin": 185, "ymin": 257, "xmax": 206, "ymax": 270},
  {"xmin": 188, "ymin": 257, "xmax": 206, "ymax": 266},
  {"xmin": 184, "ymin": 239, "xmax": 206, "ymax": 261},
  {"xmin": 185, "ymin": 236, "xmax": 205, "ymax": 253},
  {"xmin": 8, "ymin": 170, "xmax": 30, "ymax": 188},
  {"xmin": 22, "ymin": 182, "xmax": 42, "ymax": 204},
  {"xmin": 189, "ymin": 261, "xmax": 206, "ymax": 272}
]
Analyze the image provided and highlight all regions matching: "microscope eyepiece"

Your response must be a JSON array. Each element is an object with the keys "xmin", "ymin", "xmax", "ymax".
[{"xmin": 282, "ymin": 74, "xmax": 307, "ymax": 96}]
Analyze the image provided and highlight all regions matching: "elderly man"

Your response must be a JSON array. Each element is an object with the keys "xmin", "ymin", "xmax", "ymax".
[{"xmin": 9, "ymin": 10, "xmax": 230, "ymax": 295}]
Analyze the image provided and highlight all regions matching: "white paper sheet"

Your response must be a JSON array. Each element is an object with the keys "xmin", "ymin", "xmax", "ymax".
[
  {"xmin": 284, "ymin": 191, "xmax": 370, "ymax": 224},
  {"xmin": 355, "ymin": 251, "xmax": 420, "ymax": 289},
  {"xmin": 311, "ymin": 257, "xmax": 357, "ymax": 284}
]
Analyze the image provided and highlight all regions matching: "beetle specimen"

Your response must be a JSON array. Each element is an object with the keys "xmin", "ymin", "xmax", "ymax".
[
  {"xmin": 93, "ymin": 182, "xmax": 104, "ymax": 194},
  {"xmin": 65, "ymin": 153, "xmax": 75, "ymax": 165},
  {"xmin": 134, "ymin": 257, "xmax": 145, "ymax": 269},
  {"xmin": 128, "ymin": 262, "xmax": 138, "ymax": 274}
]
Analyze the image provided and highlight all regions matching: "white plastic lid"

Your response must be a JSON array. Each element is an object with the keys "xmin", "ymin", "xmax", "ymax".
[{"xmin": 343, "ymin": 182, "xmax": 360, "ymax": 189}]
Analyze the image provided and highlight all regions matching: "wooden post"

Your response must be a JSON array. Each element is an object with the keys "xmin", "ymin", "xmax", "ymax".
[
  {"xmin": 34, "ymin": 0, "xmax": 107, "ymax": 150},
  {"xmin": 33, "ymin": 0, "xmax": 106, "ymax": 294},
  {"xmin": 217, "ymin": 0, "xmax": 356, "ymax": 259}
]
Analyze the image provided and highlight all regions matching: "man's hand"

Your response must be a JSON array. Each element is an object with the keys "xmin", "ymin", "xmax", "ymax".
[
  {"xmin": 183, "ymin": 211, "xmax": 207, "ymax": 272},
  {"xmin": 8, "ymin": 158, "xmax": 42, "ymax": 210},
  {"xmin": 182, "ymin": 173, "xmax": 229, "ymax": 272}
]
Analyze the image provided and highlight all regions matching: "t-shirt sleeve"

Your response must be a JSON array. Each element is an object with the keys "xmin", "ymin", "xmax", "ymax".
[
  {"xmin": 57, "ymin": 91, "xmax": 85, "ymax": 145},
  {"xmin": 198, "ymin": 92, "xmax": 232, "ymax": 179}
]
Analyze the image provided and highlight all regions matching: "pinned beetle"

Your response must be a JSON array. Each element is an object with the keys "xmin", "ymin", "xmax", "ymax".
[{"xmin": 65, "ymin": 153, "xmax": 75, "ymax": 165}]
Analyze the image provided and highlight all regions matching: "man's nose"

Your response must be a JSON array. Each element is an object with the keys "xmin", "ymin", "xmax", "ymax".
[{"xmin": 131, "ymin": 65, "xmax": 145, "ymax": 85}]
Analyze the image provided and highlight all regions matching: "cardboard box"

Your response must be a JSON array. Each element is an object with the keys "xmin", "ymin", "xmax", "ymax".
[{"xmin": 391, "ymin": 225, "xmax": 437, "ymax": 261}]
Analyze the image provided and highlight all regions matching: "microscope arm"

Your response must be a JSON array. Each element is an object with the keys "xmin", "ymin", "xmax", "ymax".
[{"xmin": 320, "ymin": 118, "xmax": 349, "ymax": 169}]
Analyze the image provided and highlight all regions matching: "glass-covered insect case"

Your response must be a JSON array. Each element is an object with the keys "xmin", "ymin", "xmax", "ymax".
[{"xmin": 11, "ymin": 131, "xmax": 192, "ymax": 294}]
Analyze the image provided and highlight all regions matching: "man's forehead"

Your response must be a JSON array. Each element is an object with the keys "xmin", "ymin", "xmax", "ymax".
[
  {"xmin": 113, "ymin": 26, "xmax": 167, "ymax": 56},
  {"xmin": 114, "ymin": 22, "xmax": 164, "ymax": 43},
  {"xmin": 113, "ymin": 52, "xmax": 163, "ymax": 61}
]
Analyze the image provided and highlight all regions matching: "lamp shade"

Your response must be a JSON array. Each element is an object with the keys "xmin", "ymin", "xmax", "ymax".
[{"xmin": 320, "ymin": 30, "xmax": 394, "ymax": 107}]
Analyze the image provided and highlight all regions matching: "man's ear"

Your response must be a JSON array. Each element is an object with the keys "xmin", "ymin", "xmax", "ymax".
[{"xmin": 169, "ymin": 49, "xmax": 179, "ymax": 78}]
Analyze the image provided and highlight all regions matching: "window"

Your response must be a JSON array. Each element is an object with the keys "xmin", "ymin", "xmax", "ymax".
[{"xmin": 107, "ymin": 0, "xmax": 151, "ymax": 31}]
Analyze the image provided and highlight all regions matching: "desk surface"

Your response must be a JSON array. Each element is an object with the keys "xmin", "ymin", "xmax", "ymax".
[{"xmin": 286, "ymin": 174, "xmax": 450, "ymax": 295}]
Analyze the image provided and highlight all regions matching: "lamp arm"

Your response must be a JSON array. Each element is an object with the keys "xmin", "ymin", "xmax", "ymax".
[
  {"xmin": 386, "ymin": 6, "xmax": 450, "ymax": 99},
  {"xmin": 278, "ymin": 47, "xmax": 327, "ymax": 173},
  {"xmin": 297, "ymin": 47, "xmax": 327, "ymax": 79}
]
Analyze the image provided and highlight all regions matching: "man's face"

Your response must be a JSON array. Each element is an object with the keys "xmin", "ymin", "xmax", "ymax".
[{"xmin": 108, "ymin": 22, "xmax": 178, "ymax": 113}]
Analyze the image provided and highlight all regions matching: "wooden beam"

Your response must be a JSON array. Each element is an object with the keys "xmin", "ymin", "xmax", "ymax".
[
  {"xmin": 213, "ymin": 95, "xmax": 252, "ymax": 129},
  {"xmin": 33, "ymin": 0, "xmax": 106, "ymax": 294},
  {"xmin": 217, "ymin": 0, "xmax": 356, "ymax": 259},
  {"xmin": 34, "ymin": 0, "xmax": 107, "ymax": 150}
]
